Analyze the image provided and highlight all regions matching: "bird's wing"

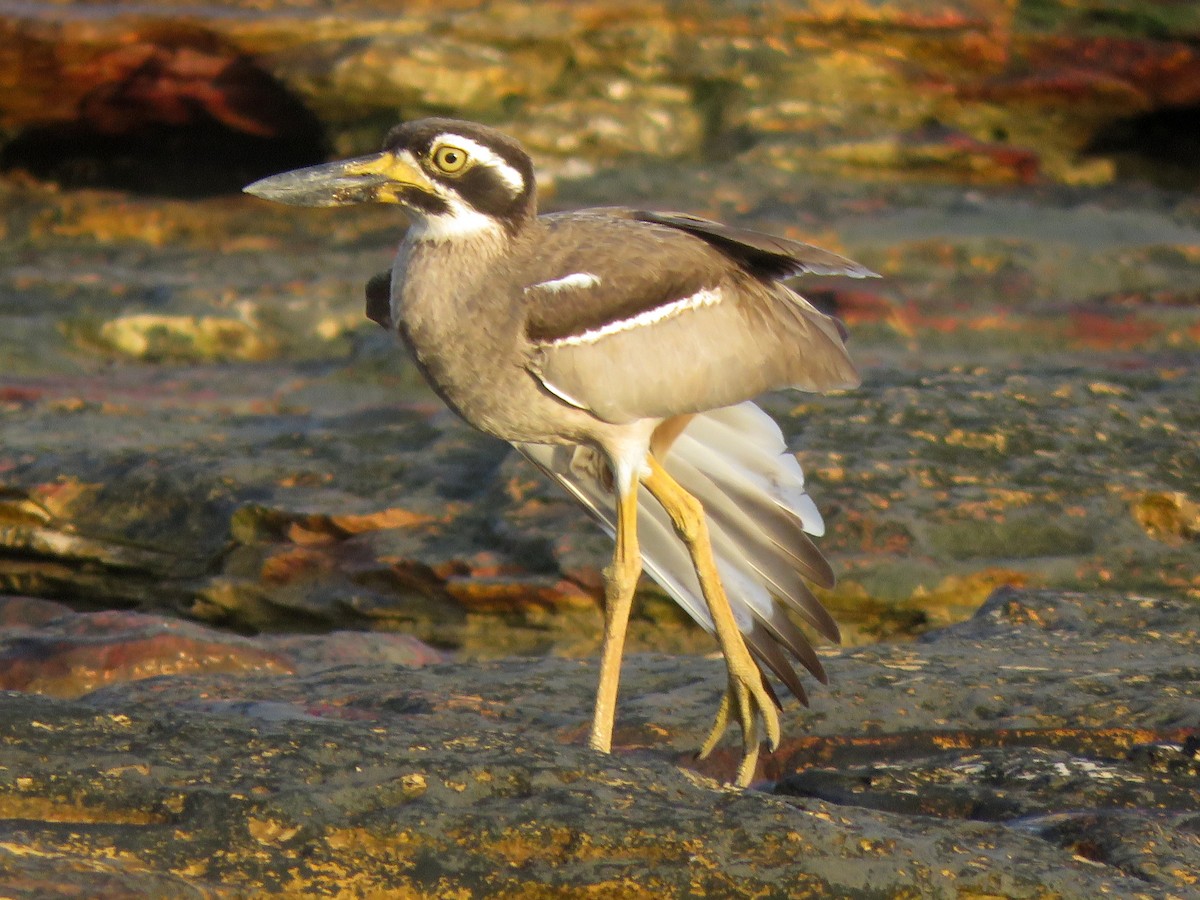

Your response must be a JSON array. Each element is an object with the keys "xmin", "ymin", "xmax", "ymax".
[
  {"xmin": 521, "ymin": 213, "xmax": 731, "ymax": 348},
  {"xmin": 365, "ymin": 270, "xmax": 392, "ymax": 329},
  {"xmin": 631, "ymin": 210, "xmax": 879, "ymax": 281},
  {"xmin": 513, "ymin": 401, "xmax": 839, "ymax": 704},
  {"xmin": 521, "ymin": 214, "xmax": 860, "ymax": 424}
]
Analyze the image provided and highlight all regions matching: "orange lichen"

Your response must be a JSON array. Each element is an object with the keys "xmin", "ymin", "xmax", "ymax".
[
  {"xmin": 0, "ymin": 794, "xmax": 167, "ymax": 825},
  {"xmin": 444, "ymin": 576, "xmax": 594, "ymax": 613}
]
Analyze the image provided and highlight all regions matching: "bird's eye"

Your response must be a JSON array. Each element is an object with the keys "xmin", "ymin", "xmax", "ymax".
[{"xmin": 432, "ymin": 145, "xmax": 468, "ymax": 174}]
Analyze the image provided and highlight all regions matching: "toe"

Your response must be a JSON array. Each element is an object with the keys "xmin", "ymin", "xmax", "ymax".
[{"xmin": 698, "ymin": 690, "xmax": 732, "ymax": 760}]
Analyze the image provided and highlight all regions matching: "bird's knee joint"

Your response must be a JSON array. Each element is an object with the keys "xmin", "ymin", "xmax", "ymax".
[
  {"xmin": 668, "ymin": 498, "xmax": 707, "ymax": 543},
  {"xmin": 607, "ymin": 554, "xmax": 642, "ymax": 588}
]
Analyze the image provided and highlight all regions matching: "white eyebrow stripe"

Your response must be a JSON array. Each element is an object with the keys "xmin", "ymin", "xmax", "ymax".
[
  {"xmin": 548, "ymin": 286, "xmax": 723, "ymax": 347},
  {"xmin": 434, "ymin": 134, "xmax": 525, "ymax": 194},
  {"xmin": 525, "ymin": 273, "xmax": 602, "ymax": 294}
]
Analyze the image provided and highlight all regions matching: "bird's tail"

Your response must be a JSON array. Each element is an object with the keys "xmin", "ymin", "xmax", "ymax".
[{"xmin": 514, "ymin": 401, "xmax": 839, "ymax": 704}]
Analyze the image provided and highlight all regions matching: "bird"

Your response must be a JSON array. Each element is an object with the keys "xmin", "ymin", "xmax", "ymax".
[{"xmin": 244, "ymin": 118, "xmax": 876, "ymax": 787}]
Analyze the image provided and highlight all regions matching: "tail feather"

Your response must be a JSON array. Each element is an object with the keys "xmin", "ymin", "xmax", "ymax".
[
  {"xmin": 683, "ymin": 409, "xmax": 826, "ymax": 539},
  {"xmin": 755, "ymin": 602, "xmax": 829, "ymax": 685},
  {"xmin": 745, "ymin": 623, "xmax": 808, "ymax": 705},
  {"xmin": 662, "ymin": 445, "xmax": 839, "ymax": 621},
  {"xmin": 705, "ymin": 513, "xmax": 831, "ymax": 687},
  {"xmin": 513, "ymin": 400, "xmax": 839, "ymax": 705},
  {"xmin": 667, "ymin": 437, "xmax": 827, "ymax": 579},
  {"xmin": 516, "ymin": 442, "xmax": 717, "ymax": 633}
]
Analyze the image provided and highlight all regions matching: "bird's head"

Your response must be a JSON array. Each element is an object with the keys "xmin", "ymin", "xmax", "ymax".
[{"xmin": 244, "ymin": 118, "xmax": 536, "ymax": 241}]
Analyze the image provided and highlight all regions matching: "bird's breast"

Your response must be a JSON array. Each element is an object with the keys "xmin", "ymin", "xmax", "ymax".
[{"xmin": 389, "ymin": 238, "xmax": 584, "ymax": 444}]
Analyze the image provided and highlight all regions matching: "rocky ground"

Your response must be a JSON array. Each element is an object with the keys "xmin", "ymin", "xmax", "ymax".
[
  {"xmin": 0, "ymin": 0, "xmax": 1197, "ymax": 896},
  {"xmin": 1, "ymin": 589, "xmax": 1197, "ymax": 897}
]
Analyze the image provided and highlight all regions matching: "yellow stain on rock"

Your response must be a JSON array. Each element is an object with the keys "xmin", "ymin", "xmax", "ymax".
[
  {"xmin": 1132, "ymin": 491, "xmax": 1200, "ymax": 545},
  {"xmin": 11, "ymin": 477, "xmax": 101, "ymax": 523},
  {"xmin": 42, "ymin": 202, "xmax": 183, "ymax": 247},
  {"xmin": 908, "ymin": 568, "xmax": 1031, "ymax": 624},
  {"xmin": 329, "ymin": 507, "xmax": 441, "ymax": 533},
  {"xmin": 820, "ymin": 567, "xmax": 1031, "ymax": 641},
  {"xmin": 94, "ymin": 313, "xmax": 278, "ymax": 363},
  {"xmin": 247, "ymin": 817, "xmax": 303, "ymax": 845},
  {"xmin": 399, "ymin": 773, "xmax": 428, "ymax": 799},
  {"xmin": 942, "ymin": 428, "xmax": 1008, "ymax": 453},
  {"xmin": 0, "ymin": 793, "xmax": 166, "ymax": 825}
]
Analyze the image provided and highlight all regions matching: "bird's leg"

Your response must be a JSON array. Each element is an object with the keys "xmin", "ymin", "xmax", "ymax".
[
  {"xmin": 588, "ymin": 473, "xmax": 642, "ymax": 755},
  {"xmin": 642, "ymin": 455, "xmax": 780, "ymax": 788}
]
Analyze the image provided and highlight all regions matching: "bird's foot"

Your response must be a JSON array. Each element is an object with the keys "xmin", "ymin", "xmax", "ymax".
[{"xmin": 697, "ymin": 659, "xmax": 780, "ymax": 788}]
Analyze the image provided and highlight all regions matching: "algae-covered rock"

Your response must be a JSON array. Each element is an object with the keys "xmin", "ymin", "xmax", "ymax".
[{"xmin": 91, "ymin": 313, "xmax": 278, "ymax": 361}]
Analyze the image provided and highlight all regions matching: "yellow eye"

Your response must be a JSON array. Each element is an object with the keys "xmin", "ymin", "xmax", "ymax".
[{"xmin": 432, "ymin": 145, "xmax": 468, "ymax": 174}]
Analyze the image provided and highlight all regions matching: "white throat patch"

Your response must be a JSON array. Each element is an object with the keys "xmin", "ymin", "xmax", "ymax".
[{"xmin": 407, "ymin": 199, "xmax": 504, "ymax": 243}]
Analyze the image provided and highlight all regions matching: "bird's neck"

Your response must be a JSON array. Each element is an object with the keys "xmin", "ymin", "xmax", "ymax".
[
  {"xmin": 390, "ymin": 224, "xmax": 527, "ymax": 417},
  {"xmin": 392, "ymin": 224, "xmax": 515, "ymax": 338},
  {"xmin": 392, "ymin": 206, "xmax": 538, "ymax": 338},
  {"xmin": 397, "ymin": 218, "xmax": 514, "ymax": 285}
]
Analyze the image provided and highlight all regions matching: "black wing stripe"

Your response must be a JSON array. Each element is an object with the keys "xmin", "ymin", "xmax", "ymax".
[{"xmin": 633, "ymin": 210, "xmax": 879, "ymax": 280}]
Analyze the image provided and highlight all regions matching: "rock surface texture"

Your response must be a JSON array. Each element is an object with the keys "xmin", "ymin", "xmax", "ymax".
[
  {"xmin": 0, "ymin": 0, "xmax": 1197, "ymax": 896},
  {"xmin": 0, "ymin": 590, "xmax": 1197, "ymax": 897}
]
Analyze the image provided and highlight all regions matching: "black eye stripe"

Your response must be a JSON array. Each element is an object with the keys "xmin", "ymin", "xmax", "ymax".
[{"xmin": 381, "ymin": 118, "xmax": 537, "ymax": 230}]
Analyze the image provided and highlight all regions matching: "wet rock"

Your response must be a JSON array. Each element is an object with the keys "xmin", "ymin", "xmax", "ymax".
[
  {"xmin": 295, "ymin": 33, "xmax": 567, "ymax": 119},
  {"xmin": 0, "ymin": 597, "xmax": 442, "ymax": 698},
  {"xmin": 17, "ymin": 359, "xmax": 1184, "ymax": 649},
  {"xmin": 0, "ymin": 589, "xmax": 1195, "ymax": 895},
  {"xmin": 0, "ymin": 22, "xmax": 326, "ymax": 194},
  {"xmin": 513, "ymin": 86, "xmax": 705, "ymax": 160},
  {"xmin": 2, "ymin": 186, "xmax": 1198, "ymax": 643},
  {"xmin": 819, "ymin": 123, "xmax": 1043, "ymax": 184}
]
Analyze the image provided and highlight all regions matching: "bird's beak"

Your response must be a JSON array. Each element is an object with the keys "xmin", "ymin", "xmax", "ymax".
[{"xmin": 243, "ymin": 151, "xmax": 434, "ymax": 207}]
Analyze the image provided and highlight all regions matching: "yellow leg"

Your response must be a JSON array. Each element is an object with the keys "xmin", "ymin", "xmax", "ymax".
[
  {"xmin": 642, "ymin": 455, "xmax": 780, "ymax": 788},
  {"xmin": 588, "ymin": 478, "xmax": 642, "ymax": 755}
]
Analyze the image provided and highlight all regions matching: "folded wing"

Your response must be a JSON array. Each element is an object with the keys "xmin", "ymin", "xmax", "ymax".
[{"xmin": 521, "ymin": 214, "xmax": 862, "ymax": 424}]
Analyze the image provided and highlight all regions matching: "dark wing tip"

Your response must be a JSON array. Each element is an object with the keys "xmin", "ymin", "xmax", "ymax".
[
  {"xmin": 836, "ymin": 316, "xmax": 851, "ymax": 343},
  {"xmin": 633, "ymin": 210, "xmax": 877, "ymax": 281},
  {"xmin": 747, "ymin": 632, "xmax": 806, "ymax": 708}
]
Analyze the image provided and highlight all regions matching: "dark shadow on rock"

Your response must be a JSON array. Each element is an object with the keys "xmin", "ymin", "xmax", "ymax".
[
  {"xmin": 1085, "ymin": 102, "xmax": 1200, "ymax": 190},
  {"xmin": 0, "ymin": 26, "xmax": 326, "ymax": 197}
]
